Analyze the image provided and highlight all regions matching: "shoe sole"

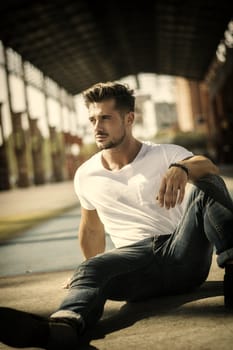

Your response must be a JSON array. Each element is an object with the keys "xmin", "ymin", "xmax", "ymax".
[
  {"xmin": 0, "ymin": 307, "xmax": 49, "ymax": 348},
  {"xmin": 0, "ymin": 307, "xmax": 79, "ymax": 349}
]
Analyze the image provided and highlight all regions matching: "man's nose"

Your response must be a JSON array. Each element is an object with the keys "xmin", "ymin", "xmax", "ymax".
[{"xmin": 94, "ymin": 119, "xmax": 103, "ymax": 132}]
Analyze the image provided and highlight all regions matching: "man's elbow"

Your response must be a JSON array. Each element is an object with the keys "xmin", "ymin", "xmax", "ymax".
[{"xmin": 207, "ymin": 158, "xmax": 219, "ymax": 175}]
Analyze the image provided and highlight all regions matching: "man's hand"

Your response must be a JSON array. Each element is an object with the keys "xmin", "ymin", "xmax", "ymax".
[
  {"xmin": 157, "ymin": 166, "xmax": 188, "ymax": 209},
  {"xmin": 62, "ymin": 276, "xmax": 72, "ymax": 289}
]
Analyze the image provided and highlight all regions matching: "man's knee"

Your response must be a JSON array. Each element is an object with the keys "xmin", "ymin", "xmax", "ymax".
[
  {"xmin": 192, "ymin": 174, "xmax": 227, "ymax": 196},
  {"xmin": 191, "ymin": 174, "xmax": 233, "ymax": 211},
  {"xmin": 70, "ymin": 255, "xmax": 107, "ymax": 288}
]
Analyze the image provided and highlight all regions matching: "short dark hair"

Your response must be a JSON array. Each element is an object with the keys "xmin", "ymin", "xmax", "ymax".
[{"xmin": 82, "ymin": 82, "xmax": 135, "ymax": 113}]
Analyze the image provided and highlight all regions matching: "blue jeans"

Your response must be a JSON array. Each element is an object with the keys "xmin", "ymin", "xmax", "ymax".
[{"xmin": 52, "ymin": 175, "xmax": 233, "ymax": 328}]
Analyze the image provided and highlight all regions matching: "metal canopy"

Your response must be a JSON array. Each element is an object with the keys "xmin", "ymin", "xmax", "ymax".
[{"xmin": 0, "ymin": 0, "xmax": 232, "ymax": 94}]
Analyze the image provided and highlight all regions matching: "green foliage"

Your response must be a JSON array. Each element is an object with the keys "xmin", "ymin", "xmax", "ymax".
[
  {"xmin": 153, "ymin": 130, "xmax": 207, "ymax": 153},
  {"xmin": 79, "ymin": 143, "xmax": 99, "ymax": 161},
  {"xmin": 172, "ymin": 131, "xmax": 207, "ymax": 149}
]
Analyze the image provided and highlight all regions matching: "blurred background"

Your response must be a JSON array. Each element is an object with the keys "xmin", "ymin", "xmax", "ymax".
[{"xmin": 0, "ymin": 1, "xmax": 232, "ymax": 191}]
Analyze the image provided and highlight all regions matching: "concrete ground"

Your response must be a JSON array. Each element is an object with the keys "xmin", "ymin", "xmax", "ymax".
[
  {"xmin": 0, "ymin": 181, "xmax": 78, "ymax": 240},
  {"xmin": 0, "ymin": 257, "xmax": 232, "ymax": 350}
]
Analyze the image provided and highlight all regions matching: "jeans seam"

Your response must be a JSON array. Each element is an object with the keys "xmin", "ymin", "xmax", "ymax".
[
  {"xmin": 176, "ymin": 192, "xmax": 203, "ymax": 237},
  {"xmin": 206, "ymin": 207, "xmax": 224, "ymax": 239}
]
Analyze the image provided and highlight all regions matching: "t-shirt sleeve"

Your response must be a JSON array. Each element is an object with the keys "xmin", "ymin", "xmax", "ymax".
[
  {"xmin": 161, "ymin": 144, "xmax": 193, "ymax": 167},
  {"xmin": 73, "ymin": 168, "xmax": 96, "ymax": 210}
]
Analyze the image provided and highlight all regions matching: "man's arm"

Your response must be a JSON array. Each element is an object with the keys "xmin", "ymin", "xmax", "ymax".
[
  {"xmin": 178, "ymin": 155, "xmax": 219, "ymax": 181},
  {"xmin": 79, "ymin": 207, "xmax": 105, "ymax": 259},
  {"xmin": 62, "ymin": 208, "xmax": 105, "ymax": 288},
  {"xmin": 158, "ymin": 155, "xmax": 219, "ymax": 209}
]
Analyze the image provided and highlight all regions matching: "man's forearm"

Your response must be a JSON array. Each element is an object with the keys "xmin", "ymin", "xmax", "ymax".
[
  {"xmin": 79, "ymin": 229, "xmax": 105, "ymax": 260},
  {"xmin": 179, "ymin": 155, "xmax": 219, "ymax": 182},
  {"xmin": 158, "ymin": 155, "xmax": 219, "ymax": 209}
]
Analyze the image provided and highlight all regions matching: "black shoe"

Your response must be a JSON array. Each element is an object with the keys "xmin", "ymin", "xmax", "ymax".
[
  {"xmin": 0, "ymin": 307, "xmax": 79, "ymax": 349},
  {"xmin": 224, "ymin": 265, "xmax": 233, "ymax": 309}
]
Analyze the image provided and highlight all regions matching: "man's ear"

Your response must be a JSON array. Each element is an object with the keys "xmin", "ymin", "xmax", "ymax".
[{"xmin": 126, "ymin": 112, "xmax": 135, "ymax": 125}]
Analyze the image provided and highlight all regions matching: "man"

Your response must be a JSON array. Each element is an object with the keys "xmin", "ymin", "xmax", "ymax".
[{"xmin": 0, "ymin": 82, "xmax": 233, "ymax": 349}]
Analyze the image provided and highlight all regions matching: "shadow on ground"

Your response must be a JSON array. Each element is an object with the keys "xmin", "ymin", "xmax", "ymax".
[
  {"xmin": 0, "ymin": 259, "xmax": 233, "ymax": 350},
  {"xmin": 79, "ymin": 281, "xmax": 227, "ymax": 349}
]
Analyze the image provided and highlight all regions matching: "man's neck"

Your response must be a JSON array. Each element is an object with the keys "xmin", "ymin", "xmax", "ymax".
[{"xmin": 101, "ymin": 139, "xmax": 142, "ymax": 171}]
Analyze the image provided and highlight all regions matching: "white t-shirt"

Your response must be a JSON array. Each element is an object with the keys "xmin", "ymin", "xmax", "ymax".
[{"xmin": 74, "ymin": 142, "xmax": 193, "ymax": 248}]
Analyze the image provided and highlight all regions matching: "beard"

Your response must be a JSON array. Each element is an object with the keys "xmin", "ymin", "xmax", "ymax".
[{"xmin": 96, "ymin": 131, "xmax": 126, "ymax": 150}]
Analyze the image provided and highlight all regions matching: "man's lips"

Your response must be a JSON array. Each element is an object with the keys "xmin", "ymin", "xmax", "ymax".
[{"xmin": 95, "ymin": 134, "xmax": 108, "ymax": 140}]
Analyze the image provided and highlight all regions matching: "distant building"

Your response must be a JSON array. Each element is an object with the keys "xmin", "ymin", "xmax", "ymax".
[{"xmin": 154, "ymin": 102, "xmax": 177, "ymax": 130}]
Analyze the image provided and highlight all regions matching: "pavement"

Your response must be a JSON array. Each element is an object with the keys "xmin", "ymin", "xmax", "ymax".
[
  {"xmin": 0, "ymin": 206, "xmax": 115, "ymax": 277},
  {"xmin": 0, "ymin": 181, "xmax": 79, "ymax": 241},
  {"xmin": 0, "ymin": 257, "xmax": 232, "ymax": 350},
  {"xmin": 0, "ymin": 166, "xmax": 233, "ymax": 349}
]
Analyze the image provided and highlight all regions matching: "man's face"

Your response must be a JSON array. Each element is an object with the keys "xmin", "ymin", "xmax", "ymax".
[{"xmin": 88, "ymin": 99, "xmax": 128, "ymax": 150}]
